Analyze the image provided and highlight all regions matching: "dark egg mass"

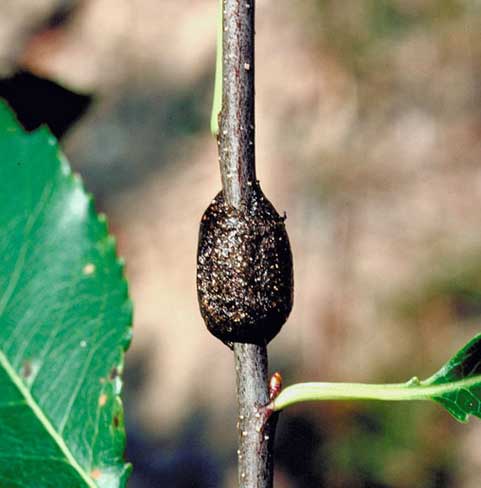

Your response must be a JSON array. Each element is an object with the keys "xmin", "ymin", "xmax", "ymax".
[{"xmin": 196, "ymin": 183, "xmax": 294, "ymax": 347}]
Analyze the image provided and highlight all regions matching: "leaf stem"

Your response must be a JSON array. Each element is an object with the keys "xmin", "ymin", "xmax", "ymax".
[
  {"xmin": 270, "ymin": 375, "xmax": 481, "ymax": 411},
  {"xmin": 210, "ymin": 0, "xmax": 223, "ymax": 136}
]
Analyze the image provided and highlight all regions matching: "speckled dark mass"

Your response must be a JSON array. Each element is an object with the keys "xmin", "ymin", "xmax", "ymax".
[{"xmin": 196, "ymin": 183, "xmax": 294, "ymax": 346}]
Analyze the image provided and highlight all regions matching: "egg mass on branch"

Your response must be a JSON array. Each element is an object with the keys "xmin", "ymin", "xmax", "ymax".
[{"xmin": 196, "ymin": 182, "xmax": 294, "ymax": 347}]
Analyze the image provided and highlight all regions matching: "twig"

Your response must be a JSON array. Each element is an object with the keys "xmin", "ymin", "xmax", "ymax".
[
  {"xmin": 234, "ymin": 344, "xmax": 277, "ymax": 488},
  {"xmin": 217, "ymin": 1, "xmax": 278, "ymax": 486},
  {"xmin": 218, "ymin": 0, "xmax": 256, "ymax": 209}
]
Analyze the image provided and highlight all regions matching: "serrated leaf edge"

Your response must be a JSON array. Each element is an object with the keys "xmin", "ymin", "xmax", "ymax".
[{"xmin": 0, "ymin": 106, "xmax": 133, "ymax": 487}]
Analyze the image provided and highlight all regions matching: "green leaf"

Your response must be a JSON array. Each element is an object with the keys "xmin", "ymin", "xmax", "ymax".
[
  {"xmin": 0, "ymin": 101, "xmax": 132, "ymax": 487},
  {"xmin": 271, "ymin": 334, "xmax": 481, "ymax": 424},
  {"xmin": 423, "ymin": 333, "xmax": 481, "ymax": 422}
]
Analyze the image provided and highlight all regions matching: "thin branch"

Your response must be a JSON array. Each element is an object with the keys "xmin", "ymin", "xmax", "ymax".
[
  {"xmin": 217, "ymin": 1, "xmax": 278, "ymax": 487},
  {"xmin": 218, "ymin": 0, "xmax": 256, "ymax": 209},
  {"xmin": 234, "ymin": 344, "xmax": 277, "ymax": 488}
]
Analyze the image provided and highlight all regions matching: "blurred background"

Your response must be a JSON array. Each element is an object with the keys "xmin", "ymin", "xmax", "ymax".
[{"xmin": 1, "ymin": 0, "xmax": 481, "ymax": 486}]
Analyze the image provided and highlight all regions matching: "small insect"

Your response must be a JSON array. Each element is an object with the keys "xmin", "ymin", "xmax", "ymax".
[{"xmin": 269, "ymin": 371, "xmax": 283, "ymax": 401}]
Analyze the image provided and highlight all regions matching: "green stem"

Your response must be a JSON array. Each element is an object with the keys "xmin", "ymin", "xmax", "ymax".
[
  {"xmin": 210, "ymin": 0, "xmax": 223, "ymax": 136},
  {"xmin": 269, "ymin": 375, "xmax": 481, "ymax": 411}
]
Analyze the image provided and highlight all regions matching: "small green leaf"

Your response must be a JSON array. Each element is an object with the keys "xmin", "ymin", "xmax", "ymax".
[
  {"xmin": 0, "ymin": 101, "xmax": 132, "ymax": 487},
  {"xmin": 423, "ymin": 333, "xmax": 481, "ymax": 422},
  {"xmin": 271, "ymin": 334, "xmax": 481, "ymax": 424}
]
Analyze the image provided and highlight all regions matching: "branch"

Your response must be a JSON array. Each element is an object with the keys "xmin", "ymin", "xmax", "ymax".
[
  {"xmin": 218, "ymin": 0, "xmax": 256, "ymax": 209},
  {"xmin": 217, "ymin": 1, "xmax": 278, "ymax": 487},
  {"xmin": 234, "ymin": 344, "xmax": 278, "ymax": 487}
]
